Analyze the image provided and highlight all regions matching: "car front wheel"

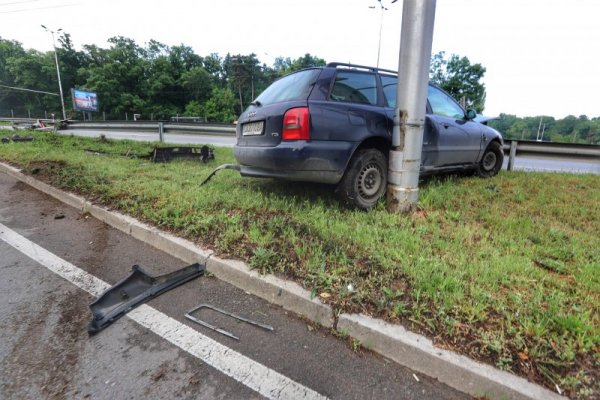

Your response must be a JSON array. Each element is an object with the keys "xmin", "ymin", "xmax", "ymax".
[
  {"xmin": 337, "ymin": 148, "xmax": 387, "ymax": 210},
  {"xmin": 477, "ymin": 141, "xmax": 504, "ymax": 178}
]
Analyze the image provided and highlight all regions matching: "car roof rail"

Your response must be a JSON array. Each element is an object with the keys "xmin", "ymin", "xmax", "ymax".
[{"xmin": 326, "ymin": 62, "xmax": 397, "ymax": 75}]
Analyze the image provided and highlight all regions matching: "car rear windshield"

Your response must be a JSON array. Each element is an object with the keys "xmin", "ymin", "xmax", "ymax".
[{"xmin": 254, "ymin": 69, "xmax": 320, "ymax": 106}]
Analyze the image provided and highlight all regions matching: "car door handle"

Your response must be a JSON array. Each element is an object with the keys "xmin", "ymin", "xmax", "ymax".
[{"xmin": 441, "ymin": 123, "xmax": 450, "ymax": 129}]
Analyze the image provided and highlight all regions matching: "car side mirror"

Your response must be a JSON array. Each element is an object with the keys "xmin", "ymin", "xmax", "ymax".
[{"xmin": 465, "ymin": 109, "xmax": 477, "ymax": 120}]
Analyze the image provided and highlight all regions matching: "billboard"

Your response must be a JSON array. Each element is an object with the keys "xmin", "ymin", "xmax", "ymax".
[{"xmin": 71, "ymin": 88, "xmax": 99, "ymax": 112}]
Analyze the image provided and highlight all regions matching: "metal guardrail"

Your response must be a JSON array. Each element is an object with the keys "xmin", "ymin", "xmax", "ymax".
[
  {"xmin": 503, "ymin": 139, "xmax": 599, "ymax": 171},
  {"xmin": 2, "ymin": 118, "xmax": 598, "ymax": 163},
  {"xmin": 503, "ymin": 140, "xmax": 600, "ymax": 158},
  {"xmin": 64, "ymin": 120, "xmax": 236, "ymax": 136},
  {"xmin": 0, "ymin": 117, "xmax": 43, "ymax": 124}
]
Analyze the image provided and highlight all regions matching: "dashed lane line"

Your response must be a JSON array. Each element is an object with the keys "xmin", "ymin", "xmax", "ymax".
[{"xmin": 0, "ymin": 222, "xmax": 329, "ymax": 400}]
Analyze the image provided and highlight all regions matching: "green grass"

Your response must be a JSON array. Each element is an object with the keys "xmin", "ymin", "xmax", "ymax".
[{"xmin": 1, "ymin": 131, "xmax": 598, "ymax": 398}]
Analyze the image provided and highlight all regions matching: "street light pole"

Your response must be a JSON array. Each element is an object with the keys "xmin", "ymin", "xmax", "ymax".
[
  {"xmin": 41, "ymin": 25, "xmax": 67, "ymax": 121},
  {"xmin": 387, "ymin": 0, "xmax": 436, "ymax": 213},
  {"xmin": 371, "ymin": 0, "xmax": 398, "ymax": 69}
]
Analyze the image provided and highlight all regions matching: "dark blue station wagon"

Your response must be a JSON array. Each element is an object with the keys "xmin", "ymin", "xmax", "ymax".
[{"xmin": 234, "ymin": 63, "xmax": 504, "ymax": 209}]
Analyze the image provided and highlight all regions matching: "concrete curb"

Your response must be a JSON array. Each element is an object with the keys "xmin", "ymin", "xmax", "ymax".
[
  {"xmin": 0, "ymin": 161, "xmax": 564, "ymax": 400},
  {"xmin": 338, "ymin": 314, "xmax": 563, "ymax": 400}
]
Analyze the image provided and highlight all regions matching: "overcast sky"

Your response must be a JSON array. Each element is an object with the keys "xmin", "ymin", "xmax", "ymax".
[{"xmin": 1, "ymin": 0, "xmax": 599, "ymax": 118}]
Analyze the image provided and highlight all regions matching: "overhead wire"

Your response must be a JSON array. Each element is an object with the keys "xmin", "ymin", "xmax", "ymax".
[
  {"xmin": 0, "ymin": 0, "xmax": 41, "ymax": 6},
  {"xmin": 0, "ymin": 83, "xmax": 59, "ymax": 96},
  {"xmin": 0, "ymin": 2, "xmax": 78, "ymax": 13}
]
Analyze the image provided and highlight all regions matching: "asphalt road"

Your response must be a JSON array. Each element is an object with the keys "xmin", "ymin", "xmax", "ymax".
[
  {"xmin": 61, "ymin": 128, "xmax": 599, "ymax": 174},
  {"xmin": 0, "ymin": 171, "xmax": 469, "ymax": 400}
]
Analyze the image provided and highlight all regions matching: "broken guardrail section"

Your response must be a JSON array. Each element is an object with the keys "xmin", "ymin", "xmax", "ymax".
[{"xmin": 88, "ymin": 262, "xmax": 205, "ymax": 334}]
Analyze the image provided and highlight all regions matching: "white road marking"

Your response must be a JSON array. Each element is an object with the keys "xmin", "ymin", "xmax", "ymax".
[{"xmin": 0, "ymin": 222, "xmax": 328, "ymax": 400}]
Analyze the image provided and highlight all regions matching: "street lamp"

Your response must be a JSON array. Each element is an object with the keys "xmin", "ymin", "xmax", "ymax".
[
  {"xmin": 370, "ymin": 0, "xmax": 398, "ymax": 69},
  {"xmin": 41, "ymin": 25, "xmax": 67, "ymax": 120}
]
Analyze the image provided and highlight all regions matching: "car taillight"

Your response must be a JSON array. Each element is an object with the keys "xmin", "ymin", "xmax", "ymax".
[{"xmin": 282, "ymin": 107, "xmax": 310, "ymax": 140}]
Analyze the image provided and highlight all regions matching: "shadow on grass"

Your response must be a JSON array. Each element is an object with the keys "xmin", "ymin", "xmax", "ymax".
[
  {"xmin": 242, "ymin": 171, "xmax": 479, "ymax": 213},
  {"xmin": 250, "ymin": 179, "xmax": 343, "ymax": 210}
]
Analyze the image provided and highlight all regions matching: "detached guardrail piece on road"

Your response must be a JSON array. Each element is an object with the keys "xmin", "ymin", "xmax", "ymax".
[{"xmin": 88, "ymin": 262, "xmax": 205, "ymax": 334}]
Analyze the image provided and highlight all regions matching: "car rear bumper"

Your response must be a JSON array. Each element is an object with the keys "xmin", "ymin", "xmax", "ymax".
[{"xmin": 233, "ymin": 140, "xmax": 355, "ymax": 184}]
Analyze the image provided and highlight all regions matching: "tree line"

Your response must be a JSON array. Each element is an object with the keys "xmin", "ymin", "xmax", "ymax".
[
  {"xmin": 0, "ymin": 34, "xmax": 597, "ymax": 144},
  {"xmin": 0, "ymin": 34, "xmax": 324, "ymax": 122},
  {"xmin": 489, "ymin": 114, "xmax": 599, "ymax": 144}
]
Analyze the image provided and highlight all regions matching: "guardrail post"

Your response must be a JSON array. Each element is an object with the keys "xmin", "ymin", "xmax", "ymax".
[
  {"xmin": 158, "ymin": 122, "xmax": 164, "ymax": 142},
  {"xmin": 507, "ymin": 140, "xmax": 517, "ymax": 171}
]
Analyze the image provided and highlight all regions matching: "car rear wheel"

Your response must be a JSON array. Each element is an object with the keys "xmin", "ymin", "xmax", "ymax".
[
  {"xmin": 337, "ymin": 149, "xmax": 387, "ymax": 210},
  {"xmin": 477, "ymin": 141, "xmax": 503, "ymax": 178}
]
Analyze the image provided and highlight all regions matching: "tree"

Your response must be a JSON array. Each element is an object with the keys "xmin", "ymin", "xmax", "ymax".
[
  {"xmin": 83, "ymin": 36, "xmax": 148, "ymax": 118},
  {"xmin": 180, "ymin": 67, "xmax": 214, "ymax": 104},
  {"xmin": 223, "ymin": 53, "xmax": 262, "ymax": 113},
  {"xmin": 201, "ymin": 87, "xmax": 238, "ymax": 123},
  {"xmin": 430, "ymin": 51, "xmax": 486, "ymax": 113},
  {"xmin": 272, "ymin": 53, "xmax": 326, "ymax": 77},
  {"xmin": 183, "ymin": 100, "xmax": 202, "ymax": 117},
  {"xmin": 202, "ymin": 53, "xmax": 224, "ymax": 83},
  {"xmin": 0, "ymin": 38, "xmax": 27, "ymax": 111}
]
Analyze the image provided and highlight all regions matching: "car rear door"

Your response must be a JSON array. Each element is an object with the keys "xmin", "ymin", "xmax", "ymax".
[
  {"xmin": 309, "ymin": 69, "xmax": 388, "ymax": 143},
  {"xmin": 380, "ymin": 74, "xmax": 436, "ymax": 168}
]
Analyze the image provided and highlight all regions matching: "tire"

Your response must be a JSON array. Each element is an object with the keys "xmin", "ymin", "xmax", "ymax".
[
  {"xmin": 337, "ymin": 149, "xmax": 387, "ymax": 210},
  {"xmin": 477, "ymin": 141, "xmax": 503, "ymax": 178}
]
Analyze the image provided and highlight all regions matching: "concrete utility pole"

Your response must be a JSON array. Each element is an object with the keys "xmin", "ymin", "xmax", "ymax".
[
  {"xmin": 387, "ymin": 0, "xmax": 436, "ymax": 213},
  {"xmin": 41, "ymin": 25, "xmax": 67, "ymax": 121}
]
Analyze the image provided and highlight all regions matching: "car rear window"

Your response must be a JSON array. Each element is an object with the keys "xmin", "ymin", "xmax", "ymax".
[{"xmin": 254, "ymin": 69, "xmax": 320, "ymax": 106}]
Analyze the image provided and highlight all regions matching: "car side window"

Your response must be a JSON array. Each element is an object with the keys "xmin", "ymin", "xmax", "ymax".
[
  {"xmin": 381, "ymin": 75, "xmax": 397, "ymax": 108},
  {"xmin": 330, "ymin": 71, "xmax": 377, "ymax": 105},
  {"xmin": 427, "ymin": 86, "xmax": 465, "ymax": 119}
]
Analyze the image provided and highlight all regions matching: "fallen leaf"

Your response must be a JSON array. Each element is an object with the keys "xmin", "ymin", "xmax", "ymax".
[{"xmin": 319, "ymin": 292, "xmax": 331, "ymax": 299}]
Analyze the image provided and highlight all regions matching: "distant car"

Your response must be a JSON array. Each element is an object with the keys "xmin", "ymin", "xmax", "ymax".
[{"xmin": 234, "ymin": 62, "xmax": 504, "ymax": 209}]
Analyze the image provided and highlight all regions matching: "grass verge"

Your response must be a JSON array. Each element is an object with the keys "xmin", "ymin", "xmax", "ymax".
[{"xmin": 1, "ymin": 131, "xmax": 598, "ymax": 398}]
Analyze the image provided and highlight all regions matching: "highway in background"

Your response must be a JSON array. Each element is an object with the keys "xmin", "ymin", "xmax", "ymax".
[{"xmin": 61, "ymin": 128, "xmax": 600, "ymax": 175}]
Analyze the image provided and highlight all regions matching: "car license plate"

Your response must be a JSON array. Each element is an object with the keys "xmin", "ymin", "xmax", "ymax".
[{"xmin": 242, "ymin": 121, "xmax": 264, "ymax": 136}]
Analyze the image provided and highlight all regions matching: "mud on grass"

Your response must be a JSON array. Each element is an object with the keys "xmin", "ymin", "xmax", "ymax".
[{"xmin": 1, "ymin": 131, "xmax": 599, "ymax": 398}]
